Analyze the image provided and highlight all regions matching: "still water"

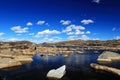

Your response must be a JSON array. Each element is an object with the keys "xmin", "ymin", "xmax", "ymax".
[{"xmin": 0, "ymin": 50, "xmax": 120, "ymax": 80}]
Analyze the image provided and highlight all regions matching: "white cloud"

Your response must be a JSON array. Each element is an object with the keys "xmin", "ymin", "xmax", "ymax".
[
  {"xmin": 92, "ymin": 0, "xmax": 100, "ymax": 4},
  {"xmin": 0, "ymin": 37, "xmax": 5, "ymax": 41},
  {"xmin": 42, "ymin": 37, "xmax": 54, "ymax": 43},
  {"xmin": 53, "ymin": 37, "xmax": 62, "ymax": 41},
  {"xmin": 0, "ymin": 32, "xmax": 5, "ymax": 36},
  {"xmin": 35, "ymin": 29, "xmax": 61, "ymax": 38},
  {"xmin": 28, "ymin": 33, "xmax": 34, "ymax": 36},
  {"xmin": 81, "ymin": 35, "xmax": 89, "ymax": 40},
  {"xmin": 11, "ymin": 26, "xmax": 28, "ymax": 33},
  {"xmin": 5, "ymin": 38, "xmax": 36, "ymax": 42},
  {"xmin": 62, "ymin": 24, "xmax": 85, "ymax": 35},
  {"xmin": 81, "ymin": 19, "xmax": 94, "ymax": 25},
  {"xmin": 68, "ymin": 36, "xmax": 79, "ymax": 40},
  {"xmin": 68, "ymin": 35, "xmax": 90, "ymax": 40},
  {"xmin": 112, "ymin": 28, "xmax": 116, "ymax": 31},
  {"xmin": 7, "ymin": 38, "xmax": 20, "ymax": 42},
  {"xmin": 26, "ymin": 22, "xmax": 33, "ymax": 26},
  {"xmin": 38, "ymin": 37, "xmax": 62, "ymax": 43},
  {"xmin": 75, "ymin": 30, "xmax": 84, "ymax": 35},
  {"xmin": 115, "ymin": 36, "xmax": 120, "ymax": 40},
  {"xmin": 60, "ymin": 20, "xmax": 71, "ymax": 25},
  {"xmin": 67, "ymin": 32, "xmax": 74, "ymax": 35},
  {"xmin": 86, "ymin": 31, "xmax": 91, "ymax": 34},
  {"xmin": 37, "ymin": 20, "xmax": 45, "ymax": 25},
  {"xmin": 92, "ymin": 38, "xmax": 100, "ymax": 40},
  {"xmin": 6, "ymin": 38, "xmax": 26, "ymax": 42}
]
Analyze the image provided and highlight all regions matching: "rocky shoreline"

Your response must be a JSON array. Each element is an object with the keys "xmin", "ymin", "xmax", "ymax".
[{"xmin": 0, "ymin": 40, "xmax": 120, "ymax": 69}]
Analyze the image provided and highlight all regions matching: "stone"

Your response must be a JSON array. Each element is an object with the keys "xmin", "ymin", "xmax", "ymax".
[
  {"xmin": 90, "ymin": 63, "xmax": 120, "ymax": 76},
  {"xmin": 0, "ymin": 58, "xmax": 22, "ymax": 69},
  {"xmin": 47, "ymin": 65, "xmax": 66, "ymax": 79},
  {"xmin": 97, "ymin": 51, "xmax": 120, "ymax": 62},
  {"xmin": 15, "ymin": 56, "xmax": 33, "ymax": 63}
]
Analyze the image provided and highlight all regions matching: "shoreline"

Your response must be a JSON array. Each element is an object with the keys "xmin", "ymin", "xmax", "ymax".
[{"xmin": 0, "ymin": 45, "xmax": 120, "ymax": 69}]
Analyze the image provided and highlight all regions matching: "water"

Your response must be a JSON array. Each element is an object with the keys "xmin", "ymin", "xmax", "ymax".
[{"xmin": 0, "ymin": 50, "xmax": 120, "ymax": 80}]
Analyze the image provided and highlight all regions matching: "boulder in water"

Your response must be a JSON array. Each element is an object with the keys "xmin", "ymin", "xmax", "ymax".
[
  {"xmin": 97, "ymin": 51, "xmax": 120, "ymax": 62},
  {"xmin": 47, "ymin": 65, "xmax": 66, "ymax": 79}
]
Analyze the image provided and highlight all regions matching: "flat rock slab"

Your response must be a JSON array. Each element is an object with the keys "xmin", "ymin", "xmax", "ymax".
[
  {"xmin": 0, "ymin": 54, "xmax": 15, "ymax": 59},
  {"xmin": 15, "ymin": 56, "xmax": 33, "ymax": 63},
  {"xmin": 0, "ymin": 58, "xmax": 22, "ymax": 69},
  {"xmin": 90, "ymin": 63, "xmax": 120, "ymax": 76},
  {"xmin": 97, "ymin": 51, "xmax": 120, "ymax": 62}
]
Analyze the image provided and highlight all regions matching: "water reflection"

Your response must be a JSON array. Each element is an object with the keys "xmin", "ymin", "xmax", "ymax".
[{"xmin": 0, "ymin": 51, "xmax": 120, "ymax": 80}]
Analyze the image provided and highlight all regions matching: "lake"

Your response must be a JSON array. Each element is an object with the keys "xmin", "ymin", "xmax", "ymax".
[{"xmin": 0, "ymin": 50, "xmax": 120, "ymax": 80}]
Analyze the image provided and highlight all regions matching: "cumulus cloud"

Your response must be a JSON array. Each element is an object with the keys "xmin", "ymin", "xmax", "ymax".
[
  {"xmin": 62, "ymin": 24, "xmax": 85, "ymax": 35},
  {"xmin": 81, "ymin": 35, "xmax": 89, "ymax": 40},
  {"xmin": 53, "ymin": 36, "xmax": 62, "ymax": 41},
  {"xmin": 28, "ymin": 33, "xmax": 34, "ymax": 36},
  {"xmin": 115, "ymin": 36, "xmax": 120, "ymax": 40},
  {"xmin": 11, "ymin": 26, "xmax": 28, "ymax": 33},
  {"xmin": 92, "ymin": 0, "xmax": 100, "ymax": 4},
  {"xmin": 60, "ymin": 20, "xmax": 71, "ymax": 25},
  {"xmin": 0, "ymin": 32, "xmax": 5, "ymax": 36},
  {"xmin": 41, "ymin": 37, "xmax": 54, "ymax": 43},
  {"xmin": 4, "ymin": 38, "xmax": 26, "ymax": 42},
  {"xmin": 68, "ymin": 36, "xmax": 79, "ymax": 40},
  {"xmin": 81, "ymin": 19, "xmax": 94, "ymax": 25},
  {"xmin": 7, "ymin": 38, "xmax": 20, "ymax": 42},
  {"xmin": 35, "ymin": 29, "xmax": 61, "ymax": 38},
  {"xmin": 0, "ymin": 37, "xmax": 5, "ymax": 41},
  {"xmin": 38, "ymin": 36, "xmax": 62, "ymax": 43},
  {"xmin": 86, "ymin": 31, "xmax": 91, "ymax": 34},
  {"xmin": 26, "ymin": 22, "xmax": 33, "ymax": 26},
  {"xmin": 92, "ymin": 38, "xmax": 100, "ymax": 40},
  {"xmin": 37, "ymin": 20, "xmax": 45, "ymax": 25}
]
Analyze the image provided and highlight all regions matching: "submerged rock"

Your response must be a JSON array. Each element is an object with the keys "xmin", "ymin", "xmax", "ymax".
[
  {"xmin": 97, "ymin": 51, "xmax": 120, "ymax": 62},
  {"xmin": 47, "ymin": 65, "xmax": 66, "ymax": 79},
  {"xmin": 90, "ymin": 63, "xmax": 120, "ymax": 76}
]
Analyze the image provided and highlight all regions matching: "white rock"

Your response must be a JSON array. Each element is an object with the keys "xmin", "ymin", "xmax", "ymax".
[{"xmin": 47, "ymin": 65, "xmax": 66, "ymax": 79}]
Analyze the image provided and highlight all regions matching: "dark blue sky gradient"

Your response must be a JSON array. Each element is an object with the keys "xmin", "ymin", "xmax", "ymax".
[{"xmin": 0, "ymin": 0, "xmax": 120, "ymax": 42}]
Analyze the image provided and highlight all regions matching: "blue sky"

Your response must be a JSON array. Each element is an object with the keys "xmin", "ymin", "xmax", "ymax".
[{"xmin": 0, "ymin": 0, "xmax": 120, "ymax": 43}]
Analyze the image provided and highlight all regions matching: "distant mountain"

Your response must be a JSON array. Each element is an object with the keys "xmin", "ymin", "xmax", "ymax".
[
  {"xmin": 51, "ymin": 39, "xmax": 120, "ymax": 47},
  {"xmin": 0, "ymin": 39, "xmax": 120, "ymax": 48}
]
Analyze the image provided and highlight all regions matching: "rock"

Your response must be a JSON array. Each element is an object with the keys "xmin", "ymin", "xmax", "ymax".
[
  {"xmin": 0, "ymin": 49, "xmax": 14, "ymax": 55},
  {"xmin": 48, "ymin": 53, "xmax": 55, "ymax": 56},
  {"xmin": 0, "ymin": 54, "xmax": 15, "ymax": 59},
  {"xmin": 0, "ymin": 58, "xmax": 22, "ymax": 69},
  {"xmin": 94, "ymin": 50, "xmax": 98, "ymax": 54},
  {"xmin": 63, "ymin": 54, "xmax": 69, "ymax": 58},
  {"xmin": 15, "ymin": 56, "xmax": 33, "ymax": 63},
  {"xmin": 97, "ymin": 51, "xmax": 120, "ymax": 62},
  {"xmin": 76, "ymin": 51, "xmax": 84, "ymax": 54},
  {"xmin": 0, "ymin": 55, "xmax": 33, "ymax": 69},
  {"xmin": 90, "ymin": 63, "xmax": 120, "ymax": 76},
  {"xmin": 47, "ymin": 65, "xmax": 66, "ymax": 79}
]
